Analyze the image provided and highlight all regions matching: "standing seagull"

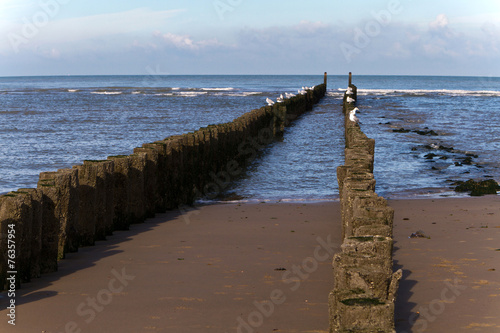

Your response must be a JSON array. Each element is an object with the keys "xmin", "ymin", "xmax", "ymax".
[
  {"xmin": 346, "ymin": 87, "xmax": 354, "ymax": 95},
  {"xmin": 266, "ymin": 98, "xmax": 275, "ymax": 106},
  {"xmin": 349, "ymin": 108, "xmax": 360, "ymax": 124},
  {"xmin": 346, "ymin": 96, "xmax": 356, "ymax": 103}
]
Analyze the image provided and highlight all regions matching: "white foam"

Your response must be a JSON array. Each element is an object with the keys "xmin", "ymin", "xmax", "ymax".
[
  {"xmin": 357, "ymin": 89, "xmax": 500, "ymax": 97},
  {"xmin": 215, "ymin": 91, "xmax": 261, "ymax": 97},
  {"xmin": 201, "ymin": 87, "xmax": 234, "ymax": 91},
  {"xmin": 178, "ymin": 91, "xmax": 208, "ymax": 97},
  {"xmin": 91, "ymin": 91, "xmax": 122, "ymax": 95},
  {"xmin": 67, "ymin": 89, "xmax": 78, "ymax": 92}
]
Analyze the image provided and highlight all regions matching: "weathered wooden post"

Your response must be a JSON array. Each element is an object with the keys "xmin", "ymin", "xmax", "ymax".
[
  {"xmin": 324, "ymin": 72, "xmax": 328, "ymax": 86},
  {"xmin": 349, "ymin": 72, "xmax": 352, "ymax": 86}
]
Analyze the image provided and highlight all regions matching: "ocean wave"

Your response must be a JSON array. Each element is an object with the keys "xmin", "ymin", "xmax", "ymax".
[
  {"xmin": 214, "ymin": 91, "xmax": 262, "ymax": 97},
  {"xmin": 154, "ymin": 93, "xmax": 175, "ymax": 96},
  {"xmin": 178, "ymin": 91, "xmax": 208, "ymax": 96},
  {"xmin": 201, "ymin": 87, "xmax": 234, "ymax": 91},
  {"xmin": 357, "ymin": 89, "xmax": 500, "ymax": 97},
  {"xmin": 91, "ymin": 91, "xmax": 123, "ymax": 95},
  {"xmin": 67, "ymin": 89, "xmax": 79, "ymax": 93}
]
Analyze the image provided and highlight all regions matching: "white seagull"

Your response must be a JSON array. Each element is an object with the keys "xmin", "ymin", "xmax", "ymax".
[
  {"xmin": 298, "ymin": 89, "xmax": 307, "ymax": 95},
  {"xmin": 266, "ymin": 98, "xmax": 275, "ymax": 106},
  {"xmin": 285, "ymin": 92, "xmax": 296, "ymax": 98},
  {"xmin": 276, "ymin": 95, "xmax": 284, "ymax": 103},
  {"xmin": 349, "ymin": 109, "xmax": 359, "ymax": 124},
  {"xmin": 346, "ymin": 96, "xmax": 356, "ymax": 103},
  {"xmin": 346, "ymin": 87, "xmax": 354, "ymax": 95}
]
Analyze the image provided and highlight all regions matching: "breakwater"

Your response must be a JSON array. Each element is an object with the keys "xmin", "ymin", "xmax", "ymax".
[
  {"xmin": 0, "ymin": 83, "xmax": 326, "ymax": 291},
  {"xmin": 329, "ymin": 76, "xmax": 402, "ymax": 332}
]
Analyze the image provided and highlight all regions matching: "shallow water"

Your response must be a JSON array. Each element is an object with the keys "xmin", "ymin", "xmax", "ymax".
[{"xmin": 0, "ymin": 75, "xmax": 499, "ymax": 200}]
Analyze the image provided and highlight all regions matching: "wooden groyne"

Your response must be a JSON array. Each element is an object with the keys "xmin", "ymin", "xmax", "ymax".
[
  {"xmin": 0, "ymin": 82, "xmax": 326, "ymax": 292},
  {"xmin": 329, "ymin": 77, "xmax": 402, "ymax": 332}
]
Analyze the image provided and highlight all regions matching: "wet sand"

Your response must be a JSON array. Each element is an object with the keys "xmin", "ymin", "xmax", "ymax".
[
  {"xmin": 0, "ymin": 196, "xmax": 499, "ymax": 332},
  {"xmin": 0, "ymin": 202, "xmax": 341, "ymax": 333},
  {"xmin": 391, "ymin": 196, "xmax": 500, "ymax": 332}
]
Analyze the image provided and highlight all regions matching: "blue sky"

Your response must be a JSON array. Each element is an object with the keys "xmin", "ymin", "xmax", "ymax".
[{"xmin": 1, "ymin": 0, "xmax": 500, "ymax": 76}]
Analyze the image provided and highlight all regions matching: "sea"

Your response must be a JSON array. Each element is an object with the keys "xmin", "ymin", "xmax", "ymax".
[{"xmin": 0, "ymin": 75, "xmax": 499, "ymax": 201}]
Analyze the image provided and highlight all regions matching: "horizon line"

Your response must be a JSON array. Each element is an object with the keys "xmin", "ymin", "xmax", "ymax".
[{"xmin": 1, "ymin": 73, "xmax": 499, "ymax": 78}]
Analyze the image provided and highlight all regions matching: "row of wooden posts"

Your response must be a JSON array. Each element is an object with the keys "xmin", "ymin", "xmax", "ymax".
[
  {"xmin": 0, "ymin": 83, "xmax": 327, "ymax": 291},
  {"xmin": 329, "ymin": 79, "xmax": 402, "ymax": 332}
]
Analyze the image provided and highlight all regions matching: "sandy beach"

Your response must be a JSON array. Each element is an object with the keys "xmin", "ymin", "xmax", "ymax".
[
  {"xmin": 391, "ymin": 196, "xmax": 500, "ymax": 332},
  {"xmin": 0, "ymin": 196, "xmax": 499, "ymax": 332}
]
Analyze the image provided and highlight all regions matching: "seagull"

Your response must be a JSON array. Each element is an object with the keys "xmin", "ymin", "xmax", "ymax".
[
  {"xmin": 285, "ymin": 92, "xmax": 296, "ymax": 98},
  {"xmin": 346, "ymin": 96, "xmax": 356, "ymax": 103},
  {"xmin": 298, "ymin": 89, "xmax": 307, "ymax": 95},
  {"xmin": 352, "ymin": 107, "xmax": 359, "ymax": 114},
  {"xmin": 266, "ymin": 98, "xmax": 275, "ymax": 106},
  {"xmin": 346, "ymin": 87, "xmax": 354, "ymax": 95},
  {"xmin": 349, "ymin": 109, "xmax": 359, "ymax": 124},
  {"xmin": 276, "ymin": 95, "xmax": 284, "ymax": 103}
]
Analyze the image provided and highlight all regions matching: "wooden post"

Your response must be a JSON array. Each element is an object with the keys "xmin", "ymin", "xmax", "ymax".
[
  {"xmin": 348, "ymin": 72, "xmax": 352, "ymax": 86},
  {"xmin": 324, "ymin": 72, "xmax": 327, "ymax": 86}
]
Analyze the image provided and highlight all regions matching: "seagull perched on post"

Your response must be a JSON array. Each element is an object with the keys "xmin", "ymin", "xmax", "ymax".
[
  {"xmin": 346, "ymin": 87, "xmax": 354, "ymax": 95},
  {"xmin": 346, "ymin": 96, "xmax": 356, "ymax": 103},
  {"xmin": 266, "ymin": 98, "xmax": 275, "ymax": 106},
  {"xmin": 276, "ymin": 94, "xmax": 284, "ymax": 103},
  {"xmin": 285, "ymin": 92, "xmax": 296, "ymax": 98},
  {"xmin": 349, "ymin": 108, "xmax": 360, "ymax": 124}
]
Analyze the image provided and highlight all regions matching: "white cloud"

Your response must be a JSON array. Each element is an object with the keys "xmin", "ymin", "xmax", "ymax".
[
  {"xmin": 151, "ymin": 31, "xmax": 224, "ymax": 51},
  {"xmin": 430, "ymin": 14, "xmax": 449, "ymax": 29},
  {"xmin": 0, "ymin": 7, "xmax": 185, "ymax": 53}
]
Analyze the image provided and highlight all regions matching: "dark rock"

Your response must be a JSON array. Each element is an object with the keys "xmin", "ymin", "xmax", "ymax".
[
  {"xmin": 455, "ymin": 162, "xmax": 463, "ymax": 167},
  {"xmin": 424, "ymin": 153, "xmax": 437, "ymax": 159},
  {"xmin": 462, "ymin": 157, "xmax": 473, "ymax": 165},
  {"xmin": 439, "ymin": 145, "xmax": 454, "ymax": 152},
  {"xmin": 393, "ymin": 128, "xmax": 410, "ymax": 133},
  {"xmin": 454, "ymin": 179, "xmax": 500, "ymax": 196},
  {"xmin": 409, "ymin": 230, "xmax": 430, "ymax": 239},
  {"xmin": 414, "ymin": 129, "xmax": 438, "ymax": 136}
]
